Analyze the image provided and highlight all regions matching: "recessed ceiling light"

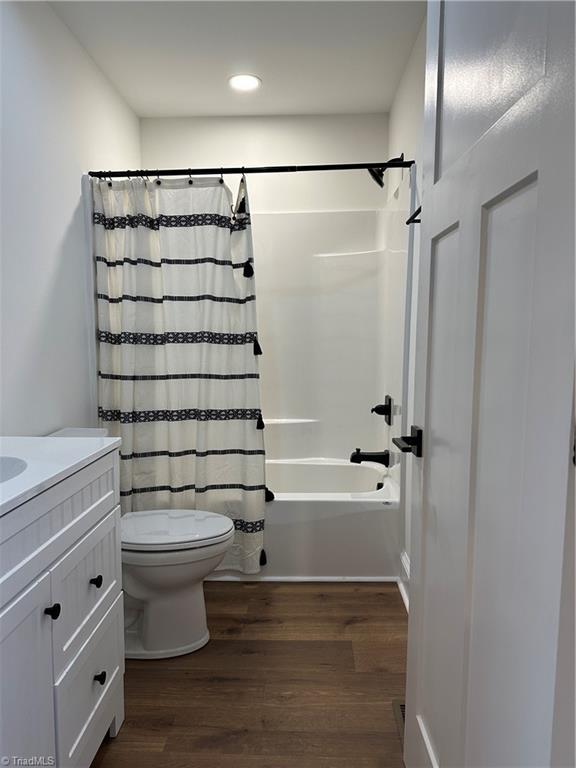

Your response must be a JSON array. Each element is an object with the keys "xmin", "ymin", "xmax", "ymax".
[{"xmin": 229, "ymin": 74, "xmax": 261, "ymax": 92}]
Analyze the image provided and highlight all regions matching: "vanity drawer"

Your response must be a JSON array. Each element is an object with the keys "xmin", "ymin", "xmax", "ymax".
[
  {"xmin": 51, "ymin": 507, "xmax": 122, "ymax": 679},
  {"xmin": 55, "ymin": 593, "xmax": 124, "ymax": 768},
  {"xmin": 0, "ymin": 452, "xmax": 119, "ymax": 607}
]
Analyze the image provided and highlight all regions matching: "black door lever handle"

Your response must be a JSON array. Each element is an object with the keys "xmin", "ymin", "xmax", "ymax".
[
  {"xmin": 392, "ymin": 426, "xmax": 423, "ymax": 458},
  {"xmin": 393, "ymin": 436, "xmax": 412, "ymax": 451}
]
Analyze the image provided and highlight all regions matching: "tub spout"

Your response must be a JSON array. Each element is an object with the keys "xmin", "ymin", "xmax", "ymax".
[{"xmin": 350, "ymin": 448, "xmax": 391, "ymax": 468}]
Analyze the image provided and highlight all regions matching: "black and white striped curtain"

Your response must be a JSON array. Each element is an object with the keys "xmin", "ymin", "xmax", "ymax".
[{"xmin": 92, "ymin": 176, "xmax": 265, "ymax": 573}]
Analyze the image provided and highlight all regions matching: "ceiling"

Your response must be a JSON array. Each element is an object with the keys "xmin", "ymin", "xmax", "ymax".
[{"xmin": 52, "ymin": 1, "xmax": 426, "ymax": 118}]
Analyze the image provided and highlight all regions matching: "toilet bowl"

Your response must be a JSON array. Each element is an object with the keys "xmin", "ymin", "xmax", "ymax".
[{"xmin": 120, "ymin": 508, "xmax": 234, "ymax": 659}]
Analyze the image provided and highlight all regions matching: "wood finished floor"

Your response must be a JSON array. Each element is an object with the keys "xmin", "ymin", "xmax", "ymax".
[{"xmin": 93, "ymin": 582, "xmax": 408, "ymax": 768}]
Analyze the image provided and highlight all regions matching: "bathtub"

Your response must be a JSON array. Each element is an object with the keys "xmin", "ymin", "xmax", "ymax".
[
  {"xmin": 211, "ymin": 458, "xmax": 401, "ymax": 581},
  {"xmin": 266, "ymin": 457, "xmax": 396, "ymax": 499}
]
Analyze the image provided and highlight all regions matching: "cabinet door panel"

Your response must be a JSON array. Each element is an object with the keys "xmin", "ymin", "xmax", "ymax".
[{"xmin": 0, "ymin": 573, "xmax": 56, "ymax": 764}]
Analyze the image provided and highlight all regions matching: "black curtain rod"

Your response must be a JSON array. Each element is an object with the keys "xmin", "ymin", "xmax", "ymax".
[{"xmin": 88, "ymin": 156, "xmax": 414, "ymax": 179}]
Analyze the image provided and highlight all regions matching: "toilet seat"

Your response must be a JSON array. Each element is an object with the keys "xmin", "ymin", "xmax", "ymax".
[{"xmin": 121, "ymin": 509, "xmax": 234, "ymax": 552}]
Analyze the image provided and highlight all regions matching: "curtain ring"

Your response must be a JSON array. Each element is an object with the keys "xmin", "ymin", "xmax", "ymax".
[
  {"xmin": 219, "ymin": 168, "xmax": 224, "ymax": 184},
  {"xmin": 188, "ymin": 169, "xmax": 193, "ymax": 185},
  {"xmin": 156, "ymin": 171, "xmax": 161, "ymax": 186},
  {"xmin": 107, "ymin": 171, "xmax": 112, "ymax": 188}
]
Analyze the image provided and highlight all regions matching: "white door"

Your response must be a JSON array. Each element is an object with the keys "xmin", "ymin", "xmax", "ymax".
[
  {"xmin": 0, "ymin": 573, "xmax": 57, "ymax": 764},
  {"xmin": 404, "ymin": 2, "xmax": 574, "ymax": 767}
]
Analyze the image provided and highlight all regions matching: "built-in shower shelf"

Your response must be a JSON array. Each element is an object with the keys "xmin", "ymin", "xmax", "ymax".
[
  {"xmin": 264, "ymin": 418, "xmax": 318, "ymax": 425},
  {"xmin": 312, "ymin": 248, "xmax": 386, "ymax": 259}
]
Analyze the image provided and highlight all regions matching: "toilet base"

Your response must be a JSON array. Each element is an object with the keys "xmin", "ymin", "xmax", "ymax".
[
  {"xmin": 125, "ymin": 626, "xmax": 210, "ymax": 659},
  {"xmin": 121, "ymin": 531, "xmax": 234, "ymax": 659},
  {"xmin": 122, "ymin": 579, "xmax": 211, "ymax": 658}
]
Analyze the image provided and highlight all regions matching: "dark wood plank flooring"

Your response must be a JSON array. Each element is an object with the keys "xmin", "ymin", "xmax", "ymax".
[{"xmin": 93, "ymin": 582, "xmax": 407, "ymax": 767}]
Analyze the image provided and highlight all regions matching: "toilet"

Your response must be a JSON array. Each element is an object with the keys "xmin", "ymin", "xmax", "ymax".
[
  {"xmin": 48, "ymin": 430, "xmax": 236, "ymax": 659},
  {"xmin": 120, "ymin": 508, "xmax": 235, "ymax": 659}
]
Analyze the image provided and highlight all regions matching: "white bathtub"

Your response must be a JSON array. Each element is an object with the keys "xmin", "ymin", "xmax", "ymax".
[
  {"xmin": 266, "ymin": 457, "xmax": 396, "ymax": 499},
  {"xmin": 211, "ymin": 458, "xmax": 401, "ymax": 581}
]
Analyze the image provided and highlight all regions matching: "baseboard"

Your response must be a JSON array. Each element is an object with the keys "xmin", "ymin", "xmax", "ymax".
[
  {"xmin": 397, "ymin": 550, "xmax": 410, "ymax": 612},
  {"xmin": 401, "ymin": 549, "xmax": 411, "ymax": 580},
  {"xmin": 397, "ymin": 578, "xmax": 409, "ymax": 612},
  {"xmin": 416, "ymin": 715, "xmax": 440, "ymax": 768},
  {"xmin": 207, "ymin": 574, "xmax": 400, "ymax": 582}
]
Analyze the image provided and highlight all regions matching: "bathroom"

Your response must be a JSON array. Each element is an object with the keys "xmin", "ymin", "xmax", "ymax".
[{"xmin": 0, "ymin": 2, "xmax": 574, "ymax": 767}]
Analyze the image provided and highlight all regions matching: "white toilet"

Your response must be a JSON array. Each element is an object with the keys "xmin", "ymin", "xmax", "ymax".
[{"xmin": 120, "ymin": 508, "xmax": 235, "ymax": 659}]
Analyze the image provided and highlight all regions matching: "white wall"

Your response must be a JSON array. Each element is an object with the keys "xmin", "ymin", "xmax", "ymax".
[
  {"xmin": 387, "ymin": 21, "xmax": 427, "ymax": 211},
  {"xmin": 141, "ymin": 115, "xmax": 388, "ymax": 212},
  {"xmin": 142, "ymin": 115, "xmax": 393, "ymax": 463},
  {"xmin": 0, "ymin": 2, "xmax": 141, "ymax": 436},
  {"xmin": 385, "ymin": 21, "xmax": 426, "ymax": 588}
]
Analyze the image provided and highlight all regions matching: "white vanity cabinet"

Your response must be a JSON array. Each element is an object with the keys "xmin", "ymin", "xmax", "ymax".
[{"xmin": 0, "ymin": 438, "xmax": 124, "ymax": 768}]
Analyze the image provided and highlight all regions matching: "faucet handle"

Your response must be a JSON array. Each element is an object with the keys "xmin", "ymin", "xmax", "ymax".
[{"xmin": 371, "ymin": 395, "xmax": 393, "ymax": 425}]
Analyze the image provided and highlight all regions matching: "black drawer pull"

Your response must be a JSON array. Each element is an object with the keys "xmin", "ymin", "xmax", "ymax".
[
  {"xmin": 93, "ymin": 671, "xmax": 107, "ymax": 686},
  {"xmin": 44, "ymin": 603, "xmax": 61, "ymax": 620},
  {"xmin": 89, "ymin": 575, "xmax": 104, "ymax": 589}
]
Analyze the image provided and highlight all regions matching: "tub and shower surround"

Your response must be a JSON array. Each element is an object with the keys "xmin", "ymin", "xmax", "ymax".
[
  {"xmin": 216, "ymin": 209, "xmax": 403, "ymax": 581},
  {"xmin": 92, "ymin": 176, "xmax": 266, "ymax": 574}
]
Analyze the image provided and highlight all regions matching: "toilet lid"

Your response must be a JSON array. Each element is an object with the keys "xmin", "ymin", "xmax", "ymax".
[{"xmin": 120, "ymin": 509, "xmax": 235, "ymax": 551}]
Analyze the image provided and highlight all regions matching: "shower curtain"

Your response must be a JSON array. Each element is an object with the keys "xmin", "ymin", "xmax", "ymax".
[{"xmin": 92, "ymin": 176, "xmax": 265, "ymax": 574}]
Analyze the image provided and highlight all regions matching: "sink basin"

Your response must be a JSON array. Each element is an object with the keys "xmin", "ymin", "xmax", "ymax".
[{"xmin": 0, "ymin": 456, "xmax": 28, "ymax": 483}]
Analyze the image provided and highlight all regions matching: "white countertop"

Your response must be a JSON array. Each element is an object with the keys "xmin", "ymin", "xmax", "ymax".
[{"xmin": 0, "ymin": 436, "xmax": 121, "ymax": 517}]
